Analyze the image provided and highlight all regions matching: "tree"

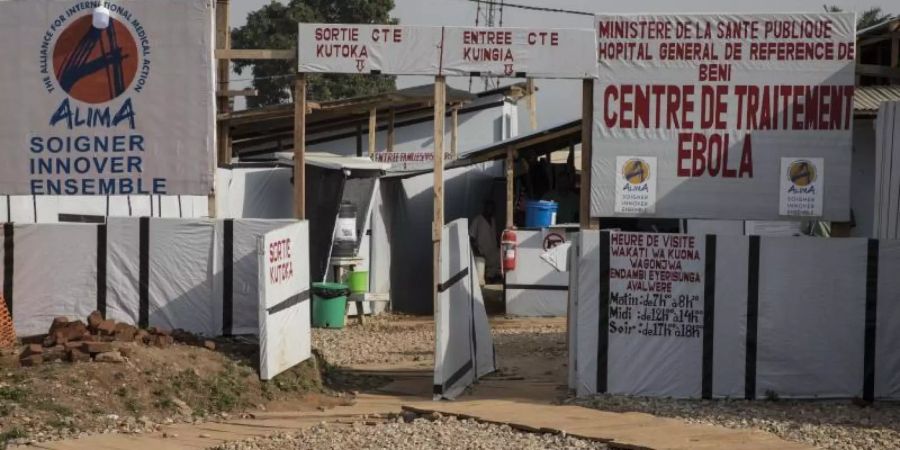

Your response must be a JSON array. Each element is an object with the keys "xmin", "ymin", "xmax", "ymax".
[
  {"xmin": 823, "ymin": 5, "xmax": 893, "ymax": 29},
  {"xmin": 231, "ymin": 0, "xmax": 397, "ymax": 108}
]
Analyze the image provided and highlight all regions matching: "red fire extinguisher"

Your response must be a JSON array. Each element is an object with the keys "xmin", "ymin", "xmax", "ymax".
[{"xmin": 501, "ymin": 228, "xmax": 517, "ymax": 272}]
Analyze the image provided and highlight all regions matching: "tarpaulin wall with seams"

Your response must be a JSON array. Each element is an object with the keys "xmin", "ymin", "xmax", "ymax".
[
  {"xmin": 258, "ymin": 222, "xmax": 311, "ymax": 380},
  {"xmin": 505, "ymin": 228, "xmax": 575, "ymax": 317},
  {"xmin": 874, "ymin": 101, "xmax": 900, "ymax": 239},
  {"xmin": 0, "ymin": 218, "xmax": 294, "ymax": 337},
  {"xmin": 434, "ymin": 219, "xmax": 495, "ymax": 400},
  {"xmin": 572, "ymin": 230, "xmax": 900, "ymax": 400}
]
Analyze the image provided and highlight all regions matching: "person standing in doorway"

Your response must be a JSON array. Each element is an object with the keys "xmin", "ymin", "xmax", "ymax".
[{"xmin": 470, "ymin": 200, "xmax": 501, "ymax": 283}]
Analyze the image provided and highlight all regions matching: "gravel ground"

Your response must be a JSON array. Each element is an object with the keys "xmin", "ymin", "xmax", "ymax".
[
  {"xmin": 569, "ymin": 395, "xmax": 900, "ymax": 450},
  {"xmin": 312, "ymin": 315, "xmax": 434, "ymax": 368},
  {"xmin": 211, "ymin": 414, "xmax": 605, "ymax": 450}
]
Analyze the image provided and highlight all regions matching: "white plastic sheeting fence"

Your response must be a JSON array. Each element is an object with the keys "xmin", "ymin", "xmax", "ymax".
[
  {"xmin": 434, "ymin": 219, "xmax": 496, "ymax": 400},
  {"xmin": 572, "ymin": 230, "xmax": 900, "ymax": 401},
  {"xmin": 505, "ymin": 228, "xmax": 574, "ymax": 317},
  {"xmin": 258, "ymin": 222, "xmax": 311, "ymax": 380},
  {"xmin": 0, "ymin": 218, "xmax": 294, "ymax": 337}
]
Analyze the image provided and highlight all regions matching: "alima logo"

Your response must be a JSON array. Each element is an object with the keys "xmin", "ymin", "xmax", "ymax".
[
  {"xmin": 622, "ymin": 159, "xmax": 650, "ymax": 185},
  {"xmin": 53, "ymin": 14, "xmax": 139, "ymax": 104},
  {"xmin": 788, "ymin": 160, "xmax": 816, "ymax": 187}
]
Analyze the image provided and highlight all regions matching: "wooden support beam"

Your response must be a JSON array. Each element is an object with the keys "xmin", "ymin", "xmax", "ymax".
[
  {"xmin": 294, "ymin": 74, "xmax": 307, "ymax": 220},
  {"xmin": 433, "ymin": 76, "xmax": 446, "ymax": 317},
  {"xmin": 506, "ymin": 147, "xmax": 515, "ymax": 229},
  {"xmin": 216, "ymin": 88, "xmax": 258, "ymax": 97},
  {"xmin": 356, "ymin": 124, "xmax": 363, "ymax": 157},
  {"xmin": 387, "ymin": 108, "xmax": 396, "ymax": 152},
  {"xmin": 450, "ymin": 106, "xmax": 459, "ymax": 159},
  {"xmin": 526, "ymin": 78, "xmax": 537, "ymax": 131},
  {"xmin": 215, "ymin": 49, "xmax": 295, "ymax": 60},
  {"xmin": 212, "ymin": 0, "xmax": 230, "ymax": 218},
  {"xmin": 580, "ymin": 79, "xmax": 595, "ymax": 230},
  {"xmin": 368, "ymin": 107, "xmax": 377, "ymax": 159},
  {"xmin": 892, "ymin": 37, "xmax": 899, "ymax": 68},
  {"xmin": 856, "ymin": 63, "xmax": 900, "ymax": 80}
]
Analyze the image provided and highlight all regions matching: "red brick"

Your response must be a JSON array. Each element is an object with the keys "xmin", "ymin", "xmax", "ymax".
[
  {"xmin": 49, "ymin": 316, "xmax": 69, "ymax": 334},
  {"xmin": 152, "ymin": 335, "xmax": 174, "ymax": 349},
  {"xmin": 96, "ymin": 320, "xmax": 117, "ymax": 336},
  {"xmin": 63, "ymin": 321, "xmax": 88, "ymax": 341},
  {"xmin": 87, "ymin": 311, "xmax": 104, "ymax": 330},
  {"xmin": 82, "ymin": 342, "xmax": 113, "ymax": 354},
  {"xmin": 64, "ymin": 341, "xmax": 83, "ymax": 350},
  {"xmin": 114, "ymin": 323, "xmax": 137, "ymax": 342},
  {"xmin": 20, "ymin": 355, "xmax": 42, "ymax": 367},
  {"xmin": 68, "ymin": 348, "xmax": 91, "ymax": 363}
]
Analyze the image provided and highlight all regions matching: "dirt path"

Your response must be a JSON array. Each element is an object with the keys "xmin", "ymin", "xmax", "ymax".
[{"xmin": 15, "ymin": 316, "xmax": 815, "ymax": 450}]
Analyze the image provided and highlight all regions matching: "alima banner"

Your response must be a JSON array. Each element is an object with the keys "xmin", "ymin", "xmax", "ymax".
[
  {"xmin": 591, "ymin": 13, "xmax": 855, "ymax": 220},
  {"xmin": 0, "ymin": 0, "xmax": 214, "ymax": 196},
  {"xmin": 298, "ymin": 23, "xmax": 598, "ymax": 79}
]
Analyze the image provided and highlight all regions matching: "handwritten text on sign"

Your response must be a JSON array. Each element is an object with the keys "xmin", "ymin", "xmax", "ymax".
[
  {"xmin": 268, "ymin": 238, "xmax": 294, "ymax": 285},
  {"xmin": 591, "ymin": 14, "xmax": 855, "ymax": 220},
  {"xmin": 609, "ymin": 232, "xmax": 704, "ymax": 339}
]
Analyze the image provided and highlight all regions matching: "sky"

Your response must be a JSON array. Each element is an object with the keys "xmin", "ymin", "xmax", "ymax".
[{"xmin": 229, "ymin": 0, "xmax": 887, "ymax": 128}]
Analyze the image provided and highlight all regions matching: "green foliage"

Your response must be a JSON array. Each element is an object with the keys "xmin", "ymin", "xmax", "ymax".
[
  {"xmin": 823, "ymin": 5, "xmax": 893, "ymax": 29},
  {"xmin": 231, "ymin": 0, "xmax": 398, "ymax": 107}
]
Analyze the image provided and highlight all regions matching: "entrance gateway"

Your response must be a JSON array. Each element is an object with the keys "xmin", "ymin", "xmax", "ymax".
[{"xmin": 297, "ymin": 21, "xmax": 598, "ymax": 397}]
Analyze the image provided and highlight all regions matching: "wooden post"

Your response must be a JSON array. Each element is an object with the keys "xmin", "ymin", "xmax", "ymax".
[
  {"xmin": 215, "ymin": 0, "xmax": 231, "ymax": 166},
  {"xmin": 450, "ymin": 105, "xmax": 459, "ymax": 159},
  {"xmin": 506, "ymin": 146, "xmax": 515, "ymax": 229},
  {"xmin": 368, "ymin": 107, "xmax": 377, "ymax": 159},
  {"xmin": 294, "ymin": 74, "xmax": 307, "ymax": 220},
  {"xmin": 526, "ymin": 78, "xmax": 537, "ymax": 131},
  {"xmin": 433, "ymin": 76, "xmax": 446, "ymax": 316},
  {"xmin": 579, "ymin": 79, "xmax": 595, "ymax": 230},
  {"xmin": 387, "ymin": 108, "xmax": 396, "ymax": 152},
  {"xmin": 211, "ymin": 0, "xmax": 230, "ymax": 218}
]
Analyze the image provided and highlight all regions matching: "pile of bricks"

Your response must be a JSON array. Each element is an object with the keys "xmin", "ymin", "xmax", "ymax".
[{"xmin": 13, "ymin": 311, "xmax": 212, "ymax": 367}]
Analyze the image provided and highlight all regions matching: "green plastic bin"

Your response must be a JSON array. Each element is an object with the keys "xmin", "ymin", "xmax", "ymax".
[
  {"xmin": 347, "ymin": 270, "xmax": 369, "ymax": 293},
  {"xmin": 312, "ymin": 282, "xmax": 349, "ymax": 329}
]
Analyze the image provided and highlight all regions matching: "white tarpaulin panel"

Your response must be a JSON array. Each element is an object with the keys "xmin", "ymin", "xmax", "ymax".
[
  {"xmin": 258, "ymin": 222, "xmax": 311, "ymax": 381},
  {"xmin": 711, "ymin": 235, "xmax": 748, "ymax": 398},
  {"xmin": 227, "ymin": 219, "xmax": 296, "ymax": 335},
  {"xmin": 573, "ymin": 231, "xmax": 899, "ymax": 400},
  {"xmin": 591, "ymin": 13, "xmax": 856, "ymax": 220},
  {"xmin": 0, "ymin": 0, "xmax": 214, "ymax": 196},
  {"xmin": 505, "ymin": 229, "xmax": 571, "ymax": 317},
  {"xmin": 876, "ymin": 241, "xmax": 900, "ymax": 399},
  {"xmin": 298, "ymin": 24, "xmax": 442, "ymax": 75},
  {"xmin": 575, "ymin": 230, "xmax": 601, "ymax": 397},
  {"xmin": 756, "ymin": 238, "xmax": 867, "ymax": 398},
  {"xmin": 874, "ymin": 101, "xmax": 900, "ymax": 239},
  {"xmin": 106, "ymin": 217, "xmax": 141, "ymax": 325},
  {"xmin": 440, "ymin": 27, "xmax": 597, "ymax": 79},
  {"xmin": 607, "ymin": 232, "xmax": 705, "ymax": 397},
  {"xmin": 11, "ymin": 224, "xmax": 97, "ymax": 336},
  {"xmin": 434, "ymin": 219, "xmax": 495, "ymax": 400},
  {"xmin": 148, "ymin": 220, "xmax": 218, "ymax": 336}
]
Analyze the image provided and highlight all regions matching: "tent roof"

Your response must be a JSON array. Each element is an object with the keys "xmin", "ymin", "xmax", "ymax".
[{"xmin": 448, "ymin": 119, "xmax": 581, "ymax": 169}]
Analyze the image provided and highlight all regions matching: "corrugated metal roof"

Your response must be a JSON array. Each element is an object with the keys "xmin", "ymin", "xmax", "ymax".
[{"xmin": 855, "ymin": 86, "xmax": 900, "ymax": 113}]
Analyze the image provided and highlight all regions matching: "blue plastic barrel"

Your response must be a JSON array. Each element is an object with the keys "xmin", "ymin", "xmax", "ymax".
[{"xmin": 524, "ymin": 200, "xmax": 558, "ymax": 227}]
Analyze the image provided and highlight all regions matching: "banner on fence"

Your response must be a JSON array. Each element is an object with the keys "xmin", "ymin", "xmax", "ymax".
[
  {"xmin": 298, "ymin": 23, "xmax": 598, "ymax": 78},
  {"xmin": 258, "ymin": 222, "xmax": 311, "ymax": 381},
  {"xmin": 0, "ymin": 0, "xmax": 215, "ymax": 196},
  {"xmin": 590, "ymin": 13, "xmax": 856, "ymax": 220}
]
